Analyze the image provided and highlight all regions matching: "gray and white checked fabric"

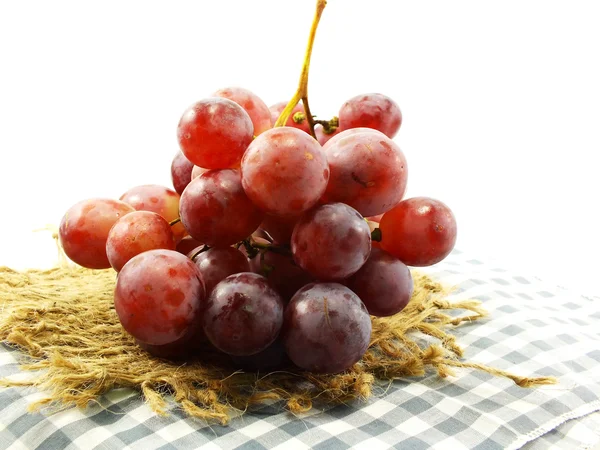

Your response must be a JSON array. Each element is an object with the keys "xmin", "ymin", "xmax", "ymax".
[{"xmin": 1, "ymin": 249, "xmax": 599, "ymax": 449}]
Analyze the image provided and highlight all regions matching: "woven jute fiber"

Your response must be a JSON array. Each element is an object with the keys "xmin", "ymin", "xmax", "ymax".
[{"xmin": 0, "ymin": 264, "xmax": 556, "ymax": 425}]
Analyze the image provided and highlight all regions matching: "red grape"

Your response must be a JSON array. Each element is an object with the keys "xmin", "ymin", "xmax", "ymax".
[
  {"xmin": 171, "ymin": 151, "xmax": 194, "ymax": 195},
  {"xmin": 203, "ymin": 273, "xmax": 284, "ymax": 356},
  {"xmin": 180, "ymin": 169, "xmax": 263, "ymax": 247},
  {"xmin": 321, "ymin": 129, "xmax": 408, "ymax": 216},
  {"xmin": 119, "ymin": 184, "xmax": 185, "ymax": 240},
  {"xmin": 106, "ymin": 211, "xmax": 176, "ymax": 272},
  {"xmin": 194, "ymin": 247, "xmax": 251, "ymax": 294},
  {"xmin": 213, "ymin": 87, "xmax": 272, "ymax": 136},
  {"xmin": 345, "ymin": 248, "xmax": 413, "ymax": 317},
  {"xmin": 282, "ymin": 283, "xmax": 372, "ymax": 374},
  {"xmin": 260, "ymin": 214, "xmax": 301, "ymax": 243},
  {"xmin": 291, "ymin": 203, "xmax": 371, "ymax": 281},
  {"xmin": 315, "ymin": 124, "xmax": 342, "ymax": 146},
  {"xmin": 250, "ymin": 250, "xmax": 314, "ymax": 301},
  {"xmin": 191, "ymin": 165, "xmax": 209, "ymax": 179},
  {"xmin": 241, "ymin": 127, "xmax": 329, "ymax": 217},
  {"xmin": 59, "ymin": 198, "xmax": 134, "ymax": 269},
  {"xmin": 338, "ymin": 93, "xmax": 402, "ymax": 138},
  {"xmin": 269, "ymin": 101, "xmax": 311, "ymax": 134},
  {"xmin": 114, "ymin": 250, "xmax": 206, "ymax": 346},
  {"xmin": 176, "ymin": 235, "xmax": 204, "ymax": 256},
  {"xmin": 177, "ymin": 98, "xmax": 253, "ymax": 169},
  {"xmin": 380, "ymin": 197, "xmax": 457, "ymax": 266}
]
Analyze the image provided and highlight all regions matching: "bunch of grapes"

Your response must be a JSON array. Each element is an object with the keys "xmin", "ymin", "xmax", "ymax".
[
  {"xmin": 58, "ymin": 87, "xmax": 457, "ymax": 374},
  {"xmin": 57, "ymin": 1, "xmax": 457, "ymax": 375}
]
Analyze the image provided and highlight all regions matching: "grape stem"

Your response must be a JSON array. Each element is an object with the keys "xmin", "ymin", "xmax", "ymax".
[
  {"xmin": 241, "ymin": 237, "xmax": 292, "ymax": 258},
  {"xmin": 169, "ymin": 217, "xmax": 181, "ymax": 226},
  {"xmin": 273, "ymin": 0, "xmax": 327, "ymax": 139}
]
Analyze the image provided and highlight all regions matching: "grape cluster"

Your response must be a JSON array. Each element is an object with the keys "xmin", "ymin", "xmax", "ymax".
[{"xmin": 58, "ymin": 87, "xmax": 456, "ymax": 374}]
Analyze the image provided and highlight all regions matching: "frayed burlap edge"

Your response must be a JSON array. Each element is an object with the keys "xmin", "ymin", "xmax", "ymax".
[{"xmin": 0, "ymin": 264, "xmax": 556, "ymax": 425}]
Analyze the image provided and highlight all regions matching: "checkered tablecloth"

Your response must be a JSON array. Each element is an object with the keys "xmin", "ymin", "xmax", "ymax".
[{"xmin": 1, "ymin": 249, "xmax": 599, "ymax": 449}]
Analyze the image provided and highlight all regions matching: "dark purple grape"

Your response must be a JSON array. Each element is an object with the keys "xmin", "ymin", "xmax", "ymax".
[
  {"xmin": 345, "ymin": 248, "xmax": 413, "ymax": 317},
  {"xmin": 203, "ymin": 273, "xmax": 284, "ymax": 356},
  {"xmin": 193, "ymin": 247, "xmax": 251, "ymax": 294},
  {"xmin": 282, "ymin": 283, "xmax": 372, "ymax": 374},
  {"xmin": 291, "ymin": 203, "xmax": 371, "ymax": 281}
]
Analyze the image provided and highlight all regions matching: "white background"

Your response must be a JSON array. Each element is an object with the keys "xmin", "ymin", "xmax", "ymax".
[{"xmin": 1, "ymin": 1, "xmax": 599, "ymax": 295}]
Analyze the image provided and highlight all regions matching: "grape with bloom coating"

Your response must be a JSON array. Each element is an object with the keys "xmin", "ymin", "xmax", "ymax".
[
  {"xmin": 59, "ymin": 198, "xmax": 134, "ymax": 269},
  {"xmin": 241, "ymin": 127, "xmax": 329, "ymax": 217},
  {"xmin": 345, "ymin": 248, "xmax": 413, "ymax": 317},
  {"xmin": 282, "ymin": 283, "xmax": 372, "ymax": 374},
  {"xmin": 194, "ymin": 247, "xmax": 251, "ymax": 294},
  {"xmin": 269, "ymin": 101, "xmax": 311, "ymax": 134},
  {"xmin": 213, "ymin": 87, "xmax": 272, "ymax": 136},
  {"xmin": 106, "ymin": 211, "xmax": 176, "ymax": 272},
  {"xmin": 203, "ymin": 273, "xmax": 284, "ymax": 356},
  {"xmin": 120, "ymin": 184, "xmax": 185, "ymax": 240},
  {"xmin": 114, "ymin": 250, "xmax": 206, "ymax": 346},
  {"xmin": 180, "ymin": 169, "xmax": 263, "ymax": 247},
  {"xmin": 177, "ymin": 97, "xmax": 253, "ymax": 169},
  {"xmin": 291, "ymin": 203, "xmax": 371, "ymax": 281},
  {"xmin": 321, "ymin": 128, "xmax": 408, "ymax": 217},
  {"xmin": 338, "ymin": 93, "xmax": 402, "ymax": 138},
  {"xmin": 380, "ymin": 197, "xmax": 457, "ymax": 266},
  {"xmin": 171, "ymin": 151, "xmax": 194, "ymax": 195}
]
